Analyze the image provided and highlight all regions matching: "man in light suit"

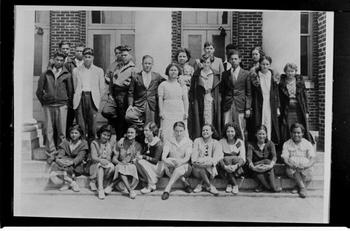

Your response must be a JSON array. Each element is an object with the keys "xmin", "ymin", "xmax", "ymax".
[
  {"xmin": 125, "ymin": 55, "xmax": 164, "ymax": 127},
  {"xmin": 73, "ymin": 47, "xmax": 105, "ymax": 142},
  {"xmin": 221, "ymin": 50, "xmax": 252, "ymax": 140}
]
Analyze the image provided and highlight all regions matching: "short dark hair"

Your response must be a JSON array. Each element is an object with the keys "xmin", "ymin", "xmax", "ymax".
[
  {"xmin": 58, "ymin": 41, "xmax": 70, "ymax": 48},
  {"xmin": 97, "ymin": 124, "xmax": 112, "ymax": 139},
  {"xmin": 259, "ymin": 55, "xmax": 272, "ymax": 64},
  {"xmin": 67, "ymin": 124, "xmax": 84, "ymax": 141},
  {"xmin": 202, "ymin": 123, "xmax": 219, "ymax": 140},
  {"xmin": 53, "ymin": 50, "xmax": 65, "ymax": 59},
  {"xmin": 144, "ymin": 122, "xmax": 159, "ymax": 137},
  {"xmin": 227, "ymin": 50, "xmax": 241, "ymax": 59},
  {"xmin": 225, "ymin": 43, "xmax": 237, "ymax": 52},
  {"xmin": 254, "ymin": 124, "xmax": 269, "ymax": 143},
  {"xmin": 165, "ymin": 63, "xmax": 182, "ymax": 76},
  {"xmin": 75, "ymin": 42, "xmax": 85, "ymax": 49},
  {"xmin": 142, "ymin": 55, "xmax": 153, "ymax": 63},
  {"xmin": 204, "ymin": 41, "xmax": 214, "ymax": 48},
  {"xmin": 222, "ymin": 122, "xmax": 242, "ymax": 140},
  {"xmin": 173, "ymin": 121, "xmax": 186, "ymax": 130},
  {"xmin": 290, "ymin": 123, "xmax": 305, "ymax": 134},
  {"xmin": 175, "ymin": 48, "xmax": 191, "ymax": 62},
  {"xmin": 114, "ymin": 46, "xmax": 123, "ymax": 54}
]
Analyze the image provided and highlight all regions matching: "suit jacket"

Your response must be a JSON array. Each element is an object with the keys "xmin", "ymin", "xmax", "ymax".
[
  {"xmin": 221, "ymin": 67, "xmax": 252, "ymax": 113},
  {"xmin": 73, "ymin": 64, "xmax": 105, "ymax": 110},
  {"xmin": 128, "ymin": 71, "xmax": 164, "ymax": 112}
]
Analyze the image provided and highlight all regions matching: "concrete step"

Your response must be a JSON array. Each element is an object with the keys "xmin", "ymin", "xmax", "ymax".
[
  {"xmin": 21, "ymin": 159, "xmax": 325, "ymax": 178},
  {"xmin": 21, "ymin": 160, "xmax": 50, "ymax": 173},
  {"xmin": 21, "ymin": 174, "xmax": 324, "ymax": 192},
  {"xmin": 21, "ymin": 187, "xmax": 324, "ymax": 198}
]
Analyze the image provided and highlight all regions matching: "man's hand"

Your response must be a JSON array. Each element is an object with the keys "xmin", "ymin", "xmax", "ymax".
[{"xmin": 245, "ymin": 109, "xmax": 251, "ymax": 118}]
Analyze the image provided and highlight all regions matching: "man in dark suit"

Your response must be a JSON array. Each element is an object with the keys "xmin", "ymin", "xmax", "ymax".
[
  {"xmin": 221, "ymin": 50, "xmax": 252, "ymax": 140},
  {"xmin": 125, "ymin": 55, "xmax": 164, "ymax": 127}
]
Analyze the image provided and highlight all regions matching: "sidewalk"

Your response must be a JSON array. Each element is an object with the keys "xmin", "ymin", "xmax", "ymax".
[{"xmin": 17, "ymin": 192, "xmax": 325, "ymax": 223}]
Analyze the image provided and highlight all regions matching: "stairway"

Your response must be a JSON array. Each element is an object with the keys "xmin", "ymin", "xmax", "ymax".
[{"xmin": 20, "ymin": 145, "xmax": 325, "ymax": 198}]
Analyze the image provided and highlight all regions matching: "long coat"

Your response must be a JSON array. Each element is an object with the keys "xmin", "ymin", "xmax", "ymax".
[
  {"xmin": 250, "ymin": 69, "xmax": 280, "ymax": 145},
  {"xmin": 188, "ymin": 68, "xmax": 222, "ymax": 139},
  {"xmin": 278, "ymin": 74, "xmax": 312, "ymax": 143}
]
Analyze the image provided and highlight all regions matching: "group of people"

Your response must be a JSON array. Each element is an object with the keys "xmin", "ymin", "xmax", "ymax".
[{"xmin": 36, "ymin": 40, "xmax": 316, "ymax": 200}]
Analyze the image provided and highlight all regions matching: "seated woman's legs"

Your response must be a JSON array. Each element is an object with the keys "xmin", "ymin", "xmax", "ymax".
[
  {"xmin": 164, "ymin": 166, "xmax": 186, "ymax": 193},
  {"xmin": 266, "ymin": 169, "xmax": 281, "ymax": 192}
]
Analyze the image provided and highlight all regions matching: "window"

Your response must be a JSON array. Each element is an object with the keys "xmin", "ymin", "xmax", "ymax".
[
  {"xmin": 90, "ymin": 11, "xmax": 135, "ymax": 25},
  {"xmin": 300, "ymin": 12, "xmax": 313, "ymax": 79},
  {"xmin": 182, "ymin": 11, "xmax": 230, "ymax": 27}
]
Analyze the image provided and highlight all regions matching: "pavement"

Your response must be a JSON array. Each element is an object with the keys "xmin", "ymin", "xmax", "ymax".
[{"xmin": 17, "ymin": 192, "xmax": 325, "ymax": 223}]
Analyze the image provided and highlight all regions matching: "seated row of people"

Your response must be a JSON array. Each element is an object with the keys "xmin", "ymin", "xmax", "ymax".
[{"xmin": 48, "ymin": 121, "xmax": 315, "ymax": 200}]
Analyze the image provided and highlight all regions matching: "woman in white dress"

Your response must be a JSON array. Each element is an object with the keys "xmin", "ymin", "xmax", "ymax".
[
  {"xmin": 250, "ymin": 56, "xmax": 280, "ymax": 145},
  {"xmin": 158, "ymin": 63, "xmax": 189, "ymax": 142}
]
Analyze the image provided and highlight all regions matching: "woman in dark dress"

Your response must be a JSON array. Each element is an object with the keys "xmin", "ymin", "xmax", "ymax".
[
  {"xmin": 247, "ymin": 125, "xmax": 282, "ymax": 192},
  {"xmin": 135, "ymin": 122, "xmax": 164, "ymax": 194},
  {"xmin": 278, "ymin": 63, "xmax": 312, "ymax": 143}
]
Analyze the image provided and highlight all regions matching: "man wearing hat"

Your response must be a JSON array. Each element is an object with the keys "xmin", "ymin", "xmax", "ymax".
[
  {"xmin": 107, "ymin": 45, "xmax": 136, "ymax": 139},
  {"xmin": 73, "ymin": 47, "xmax": 105, "ymax": 142}
]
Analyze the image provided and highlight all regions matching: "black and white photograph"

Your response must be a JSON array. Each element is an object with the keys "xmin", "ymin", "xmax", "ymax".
[{"xmin": 13, "ymin": 6, "xmax": 333, "ymax": 223}]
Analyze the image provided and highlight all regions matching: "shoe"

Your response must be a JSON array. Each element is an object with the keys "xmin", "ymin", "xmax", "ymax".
[
  {"xmin": 59, "ymin": 183, "xmax": 70, "ymax": 191},
  {"xmin": 272, "ymin": 187, "xmax": 282, "ymax": 193},
  {"xmin": 141, "ymin": 186, "xmax": 153, "ymax": 194},
  {"xmin": 70, "ymin": 181, "xmax": 80, "ymax": 192},
  {"xmin": 161, "ymin": 191, "xmax": 170, "ymax": 200},
  {"xmin": 208, "ymin": 185, "xmax": 219, "ymax": 196},
  {"xmin": 225, "ymin": 184, "xmax": 233, "ymax": 193},
  {"xmin": 193, "ymin": 184, "xmax": 203, "ymax": 193},
  {"xmin": 104, "ymin": 185, "xmax": 113, "ymax": 194},
  {"xmin": 184, "ymin": 184, "xmax": 193, "ymax": 193},
  {"xmin": 98, "ymin": 190, "xmax": 105, "ymax": 200},
  {"xmin": 291, "ymin": 187, "xmax": 298, "ymax": 194},
  {"xmin": 232, "ymin": 185, "xmax": 239, "ymax": 194},
  {"xmin": 299, "ymin": 187, "xmax": 307, "ymax": 198},
  {"xmin": 255, "ymin": 185, "xmax": 264, "ymax": 193},
  {"xmin": 89, "ymin": 181, "xmax": 97, "ymax": 191},
  {"xmin": 129, "ymin": 190, "xmax": 137, "ymax": 199}
]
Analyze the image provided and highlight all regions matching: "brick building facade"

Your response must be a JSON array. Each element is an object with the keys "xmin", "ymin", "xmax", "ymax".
[{"xmin": 33, "ymin": 10, "xmax": 327, "ymax": 150}]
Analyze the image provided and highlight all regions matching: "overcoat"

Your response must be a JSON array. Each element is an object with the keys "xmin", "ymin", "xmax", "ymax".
[
  {"xmin": 278, "ymin": 74, "xmax": 312, "ymax": 143},
  {"xmin": 188, "ymin": 68, "xmax": 222, "ymax": 139},
  {"xmin": 250, "ymin": 69, "xmax": 280, "ymax": 144}
]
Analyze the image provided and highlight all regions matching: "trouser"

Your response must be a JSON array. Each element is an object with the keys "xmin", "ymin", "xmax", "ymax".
[
  {"xmin": 125, "ymin": 103, "xmax": 156, "ymax": 127},
  {"xmin": 75, "ymin": 92, "xmax": 97, "ymax": 143},
  {"xmin": 113, "ymin": 87, "xmax": 128, "ymax": 140},
  {"xmin": 43, "ymin": 105, "xmax": 68, "ymax": 153},
  {"xmin": 66, "ymin": 106, "xmax": 75, "ymax": 137},
  {"xmin": 224, "ymin": 107, "xmax": 246, "ymax": 140}
]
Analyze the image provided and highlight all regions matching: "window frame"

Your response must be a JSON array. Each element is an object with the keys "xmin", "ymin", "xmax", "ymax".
[
  {"xmin": 87, "ymin": 11, "xmax": 135, "ymax": 30},
  {"xmin": 300, "ymin": 11, "xmax": 313, "ymax": 80}
]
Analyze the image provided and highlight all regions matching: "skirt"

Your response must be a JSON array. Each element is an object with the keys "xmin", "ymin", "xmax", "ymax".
[
  {"xmin": 89, "ymin": 162, "xmax": 115, "ymax": 180},
  {"xmin": 116, "ymin": 163, "xmax": 139, "ymax": 180},
  {"xmin": 287, "ymin": 99, "xmax": 304, "ymax": 129},
  {"xmin": 137, "ymin": 159, "xmax": 164, "ymax": 185}
]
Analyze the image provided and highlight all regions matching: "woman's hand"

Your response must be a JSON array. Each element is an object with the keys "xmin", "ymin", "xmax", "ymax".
[
  {"xmin": 277, "ymin": 108, "xmax": 281, "ymax": 117},
  {"xmin": 100, "ymin": 159, "xmax": 110, "ymax": 166},
  {"xmin": 183, "ymin": 113, "xmax": 188, "ymax": 120}
]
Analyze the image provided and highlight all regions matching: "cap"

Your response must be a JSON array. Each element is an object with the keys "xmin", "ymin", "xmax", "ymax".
[{"xmin": 82, "ymin": 47, "xmax": 94, "ymax": 56}]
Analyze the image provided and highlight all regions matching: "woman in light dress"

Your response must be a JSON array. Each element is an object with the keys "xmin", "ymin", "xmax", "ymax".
[{"xmin": 158, "ymin": 63, "xmax": 189, "ymax": 142}]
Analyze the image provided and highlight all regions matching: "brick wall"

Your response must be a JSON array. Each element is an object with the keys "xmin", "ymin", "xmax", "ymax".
[
  {"xmin": 317, "ymin": 12, "xmax": 326, "ymax": 149},
  {"xmin": 171, "ymin": 11, "xmax": 182, "ymax": 61},
  {"xmin": 235, "ymin": 12, "xmax": 263, "ymax": 70},
  {"xmin": 49, "ymin": 11, "xmax": 86, "ymax": 58},
  {"xmin": 307, "ymin": 12, "xmax": 320, "ymax": 132}
]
